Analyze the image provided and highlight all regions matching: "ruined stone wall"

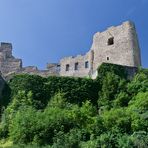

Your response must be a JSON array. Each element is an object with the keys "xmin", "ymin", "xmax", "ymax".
[
  {"xmin": 20, "ymin": 66, "xmax": 59, "ymax": 77},
  {"xmin": 0, "ymin": 42, "xmax": 22, "ymax": 76},
  {"xmin": 4, "ymin": 66, "xmax": 60, "ymax": 80},
  {"xmin": 46, "ymin": 63, "xmax": 60, "ymax": 74},
  {"xmin": 0, "ymin": 43, "xmax": 59, "ymax": 79},
  {"xmin": 91, "ymin": 21, "xmax": 141, "ymax": 72},
  {"xmin": 0, "ymin": 21, "xmax": 141, "ymax": 79},
  {"xmin": 59, "ymin": 21, "xmax": 141, "ymax": 78},
  {"xmin": 60, "ymin": 51, "xmax": 92, "ymax": 77}
]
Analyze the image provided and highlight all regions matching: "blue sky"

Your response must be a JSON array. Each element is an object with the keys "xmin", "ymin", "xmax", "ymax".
[{"xmin": 0, "ymin": 0, "xmax": 147, "ymax": 69}]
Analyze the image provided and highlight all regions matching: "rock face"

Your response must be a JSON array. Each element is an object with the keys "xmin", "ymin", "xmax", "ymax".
[{"xmin": 0, "ymin": 21, "xmax": 141, "ymax": 79}]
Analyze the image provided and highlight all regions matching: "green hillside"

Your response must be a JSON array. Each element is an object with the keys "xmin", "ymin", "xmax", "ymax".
[{"xmin": 0, "ymin": 63, "xmax": 148, "ymax": 148}]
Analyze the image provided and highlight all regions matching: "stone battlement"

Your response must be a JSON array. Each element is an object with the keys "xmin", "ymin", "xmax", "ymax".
[{"xmin": 0, "ymin": 21, "xmax": 141, "ymax": 79}]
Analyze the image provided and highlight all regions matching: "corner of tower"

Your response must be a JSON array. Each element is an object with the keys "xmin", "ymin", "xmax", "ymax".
[{"xmin": 122, "ymin": 20, "xmax": 135, "ymax": 28}]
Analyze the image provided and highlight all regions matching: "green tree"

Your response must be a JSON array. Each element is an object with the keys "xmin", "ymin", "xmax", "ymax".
[
  {"xmin": 127, "ymin": 70, "xmax": 148, "ymax": 96},
  {"xmin": 127, "ymin": 92, "xmax": 148, "ymax": 132},
  {"xmin": 98, "ymin": 72, "xmax": 126, "ymax": 109},
  {"xmin": 101, "ymin": 108, "xmax": 131, "ymax": 133}
]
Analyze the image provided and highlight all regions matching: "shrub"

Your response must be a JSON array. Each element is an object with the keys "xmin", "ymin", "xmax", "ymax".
[
  {"xmin": 46, "ymin": 76, "xmax": 99, "ymax": 105},
  {"xmin": 8, "ymin": 74, "xmax": 49, "ymax": 109}
]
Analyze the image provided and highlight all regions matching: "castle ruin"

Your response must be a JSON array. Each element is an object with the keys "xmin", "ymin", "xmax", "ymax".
[{"xmin": 0, "ymin": 21, "xmax": 141, "ymax": 79}]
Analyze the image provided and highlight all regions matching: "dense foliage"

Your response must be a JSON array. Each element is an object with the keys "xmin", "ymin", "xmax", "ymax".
[{"xmin": 0, "ymin": 63, "xmax": 147, "ymax": 147}]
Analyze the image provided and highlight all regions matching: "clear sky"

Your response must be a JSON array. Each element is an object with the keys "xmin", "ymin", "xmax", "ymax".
[{"xmin": 0, "ymin": 0, "xmax": 147, "ymax": 69}]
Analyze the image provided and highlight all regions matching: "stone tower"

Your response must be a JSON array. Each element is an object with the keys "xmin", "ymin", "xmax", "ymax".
[
  {"xmin": 59, "ymin": 21, "xmax": 141, "ymax": 78},
  {"xmin": 91, "ymin": 21, "xmax": 141, "ymax": 71}
]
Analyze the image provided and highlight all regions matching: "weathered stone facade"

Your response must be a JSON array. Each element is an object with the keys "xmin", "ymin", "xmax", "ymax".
[
  {"xmin": 59, "ymin": 21, "xmax": 141, "ymax": 78},
  {"xmin": 0, "ymin": 21, "xmax": 141, "ymax": 79},
  {"xmin": 0, "ymin": 42, "xmax": 59, "ymax": 80},
  {"xmin": 0, "ymin": 42, "xmax": 22, "ymax": 77}
]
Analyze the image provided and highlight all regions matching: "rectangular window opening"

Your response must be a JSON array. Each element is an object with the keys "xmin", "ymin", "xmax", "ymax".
[
  {"xmin": 107, "ymin": 57, "xmax": 109, "ymax": 61},
  {"xmin": 75, "ymin": 62, "xmax": 78, "ymax": 70},
  {"xmin": 85, "ymin": 61, "xmax": 89, "ymax": 68},
  {"xmin": 108, "ymin": 37, "xmax": 114, "ymax": 45},
  {"xmin": 66, "ymin": 64, "xmax": 69, "ymax": 71}
]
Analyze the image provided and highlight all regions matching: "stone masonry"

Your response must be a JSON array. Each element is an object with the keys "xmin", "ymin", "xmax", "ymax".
[
  {"xmin": 0, "ymin": 43, "xmax": 22, "ymax": 77},
  {"xmin": 0, "ymin": 21, "xmax": 141, "ymax": 79},
  {"xmin": 0, "ymin": 42, "xmax": 59, "ymax": 79},
  {"xmin": 59, "ymin": 21, "xmax": 141, "ymax": 78}
]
